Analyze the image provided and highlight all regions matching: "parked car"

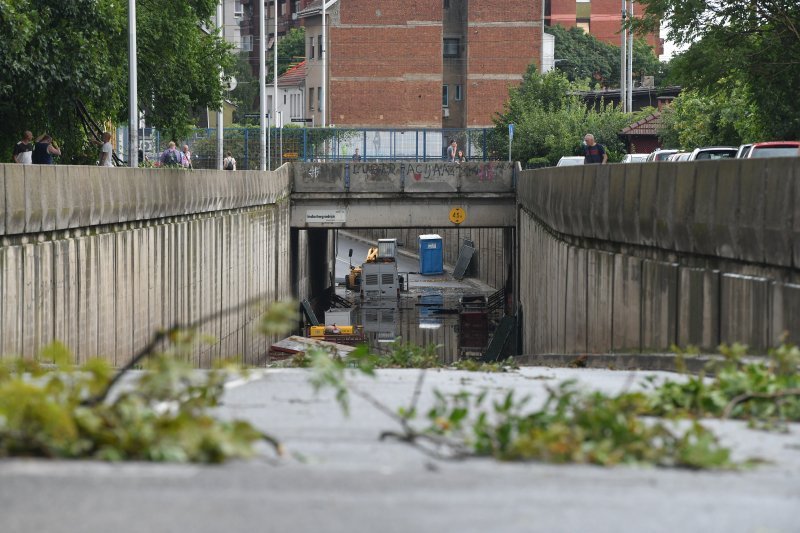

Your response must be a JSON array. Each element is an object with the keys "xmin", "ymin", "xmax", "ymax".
[
  {"xmin": 556, "ymin": 156, "xmax": 585, "ymax": 167},
  {"xmin": 746, "ymin": 141, "xmax": 800, "ymax": 158},
  {"xmin": 735, "ymin": 144, "xmax": 753, "ymax": 158},
  {"xmin": 621, "ymin": 154, "xmax": 648, "ymax": 163},
  {"xmin": 645, "ymin": 149, "xmax": 678, "ymax": 162},
  {"xmin": 686, "ymin": 147, "xmax": 737, "ymax": 161},
  {"xmin": 667, "ymin": 152, "xmax": 690, "ymax": 161}
]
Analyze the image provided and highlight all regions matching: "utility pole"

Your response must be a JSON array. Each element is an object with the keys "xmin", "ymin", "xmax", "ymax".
[
  {"xmin": 322, "ymin": 0, "xmax": 327, "ymax": 128},
  {"xmin": 273, "ymin": 0, "xmax": 278, "ymax": 167},
  {"xmin": 627, "ymin": 0, "xmax": 634, "ymax": 112},
  {"xmin": 216, "ymin": 1, "xmax": 224, "ymax": 169},
  {"xmin": 128, "ymin": 0, "xmax": 138, "ymax": 167},
  {"xmin": 620, "ymin": 0, "xmax": 627, "ymax": 113},
  {"xmin": 259, "ymin": 0, "xmax": 266, "ymax": 170}
]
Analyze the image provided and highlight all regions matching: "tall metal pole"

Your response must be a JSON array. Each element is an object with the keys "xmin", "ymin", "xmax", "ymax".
[
  {"xmin": 128, "ymin": 0, "xmax": 138, "ymax": 167},
  {"xmin": 216, "ymin": 1, "xmax": 224, "ymax": 169},
  {"xmin": 273, "ymin": 0, "xmax": 278, "ymax": 166},
  {"xmin": 322, "ymin": 0, "xmax": 327, "ymax": 128},
  {"xmin": 627, "ymin": 0, "xmax": 634, "ymax": 112},
  {"xmin": 259, "ymin": 0, "xmax": 266, "ymax": 170},
  {"xmin": 620, "ymin": 0, "xmax": 627, "ymax": 113}
]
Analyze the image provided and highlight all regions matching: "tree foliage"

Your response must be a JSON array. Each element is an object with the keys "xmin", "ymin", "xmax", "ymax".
[
  {"xmin": 633, "ymin": 0, "xmax": 800, "ymax": 139},
  {"xmin": 493, "ymin": 66, "xmax": 635, "ymax": 165},
  {"xmin": 658, "ymin": 81, "xmax": 768, "ymax": 149},
  {"xmin": 547, "ymin": 25, "xmax": 668, "ymax": 89},
  {"xmin": 0, "ymin": 0, "xmax": 235, "ymax": 162}
]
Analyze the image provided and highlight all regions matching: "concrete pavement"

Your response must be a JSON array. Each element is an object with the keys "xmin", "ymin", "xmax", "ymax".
[{"xmin": 1, "ymin": 367, "xmax": 799, "ymax": 533}]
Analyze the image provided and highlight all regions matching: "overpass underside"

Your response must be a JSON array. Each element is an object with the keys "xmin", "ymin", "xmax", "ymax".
[{"xmin": 290, "ymin": 161, "xmax": 517, "ymax": 229}]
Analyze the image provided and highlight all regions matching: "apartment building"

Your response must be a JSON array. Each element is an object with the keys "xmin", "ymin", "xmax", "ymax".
[
  {"xmin": 300, "ymin": 0, "xmax": 542, "ymax": 128},
  {"xmin": 546, "ymin": 0, "xmax": 662, "ymax": 55},
  {"xmin": 238, "ymin": 0, "xmax": 311, "ymax": 75}
]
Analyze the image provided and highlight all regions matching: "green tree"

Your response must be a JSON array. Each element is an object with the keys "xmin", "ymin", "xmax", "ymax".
[
  {"xmin": 658, "ymin": 81, "xmax": 768, "ymax": 150},
  {"xmin": 633, "ymin": 0, "xmax": 800, "ymax": 139},
  {"xmin": 547, "ymin": 25, "xmax": 668, "ymax": 89},
  {"xmin": 0, "ymin": 0, "xmax": 235, "ymax": 162},
  {"xmin": 493, "ymin": 66, "xmax": 635, "ymax": 165},
  {"xmin": 272, "ymin": 27, "xmax": 306, "ymax": 81}
]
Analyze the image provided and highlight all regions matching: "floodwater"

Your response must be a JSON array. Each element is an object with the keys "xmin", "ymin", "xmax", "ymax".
[{"xmin": 333, "ymin": 233, "xmax": 499, "ymax": 364}]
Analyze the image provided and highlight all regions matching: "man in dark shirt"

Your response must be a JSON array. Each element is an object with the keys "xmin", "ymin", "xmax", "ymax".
[{"xmin": 583, "ymin": 134, "xmax": 607, "ymax": 164}]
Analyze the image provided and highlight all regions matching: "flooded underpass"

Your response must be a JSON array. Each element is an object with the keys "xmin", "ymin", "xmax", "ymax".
[{"xmin": 330, "ymin": 233, "xmax": 506, "ymax": 364}]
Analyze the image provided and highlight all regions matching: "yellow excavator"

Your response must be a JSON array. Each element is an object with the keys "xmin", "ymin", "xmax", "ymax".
[{"xmin": 345, "ymin": 246, "xmax": 378, "ymax": 291}]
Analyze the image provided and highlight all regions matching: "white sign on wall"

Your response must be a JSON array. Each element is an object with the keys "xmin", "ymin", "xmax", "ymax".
[{"xmin": 306, "ymin": 209, "xmax": 346, "ymax": 224}]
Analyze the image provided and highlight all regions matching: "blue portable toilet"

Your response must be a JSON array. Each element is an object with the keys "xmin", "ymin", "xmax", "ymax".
[{"xmin": 418, "ymin": 234, "xmax": 443, "ymax": 275}]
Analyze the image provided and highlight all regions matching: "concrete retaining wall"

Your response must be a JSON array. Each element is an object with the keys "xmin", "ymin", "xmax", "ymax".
[
  {"xmin": 293, "ymin": 161, "xmax": 515, "ymax": 193},
  {"xmin": 519, "ymin": 158, "xmax": 800, "ymax": 355},
  {"xmin": 1, "ymin": 164, "xmax": 294, "ymax": 366}
]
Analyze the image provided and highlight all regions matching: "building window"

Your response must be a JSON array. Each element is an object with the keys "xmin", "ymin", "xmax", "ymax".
[
  {"xmin": 293, "ymin": 1, "xmax": 300, "ymax": 14},
  {"xmin": 234, "ymin": 0, "xmax": 243, "ymax": 17},
  {"xmin": 284, "ymin": 93, "xmax": 287, "ymax": 105},
  {"xmin": 279, "ymin": 0, "xmax": 286, "ymax": 16},
  {"xmin": 442, "ymin": 85, "xmax": 449, "ymax": 107},
  {"xmin": 309, "ymin": 37, "xmax": 315, "ymax": 59},
  {"xmin": 267, "ymin": 95, "xmax": 273, "ymax": 113},
  {"xmin": 317, "ymin": 87, "xmax": 321, "ymax": 111},
  {"xmin": 308, "ymin": 88, "xmax": 314, "ymax": 110},
  {"xmin": 455, "ymin": 84, "xmax": 462, "ymax": 101},
  {"xmin": 443, "ymin": 38, "xmax": 459, "ymax": 57},
  {"xmin": 240, "ymin": 35, "xmax": 252, "ymax": 52},
  {"xmin": 576, "ymin": 22, "xmax": 590, "ymax": 33},
  {"xmin": 318, "ymin": 35, "xmax": 322, "ymax": 59}
]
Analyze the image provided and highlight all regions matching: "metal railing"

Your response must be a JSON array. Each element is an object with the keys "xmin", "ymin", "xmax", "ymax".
[{"xmin": 119, "ymin": 127, "xmax": 503, "ymax": 170}]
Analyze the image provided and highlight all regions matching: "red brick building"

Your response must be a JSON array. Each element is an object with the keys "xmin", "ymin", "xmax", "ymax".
[
  {"xmin": 300, "ymin": 0, "xmax": 542, "ymax": 128},
  {"xmin": 546, "ymin": 0, "xmax": 662, "ymax": 55}
]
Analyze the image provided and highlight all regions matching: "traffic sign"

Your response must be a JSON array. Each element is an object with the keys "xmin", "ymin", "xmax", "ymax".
[{"xmin": 449, "ymin": 207, "xmax": 466, "ymax": 225}]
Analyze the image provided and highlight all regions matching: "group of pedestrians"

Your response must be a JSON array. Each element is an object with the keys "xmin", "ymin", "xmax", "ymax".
[
  {"xmin": 158, "ymin": 141, "xmax": 194, "ymax": 169},
  {"xmin": 13, "ymin": 131, "xmax": 61, "ymax": 165},
  {"xmin": 446, "ymin": 139, "xmax": 467, "ymax": 163}
]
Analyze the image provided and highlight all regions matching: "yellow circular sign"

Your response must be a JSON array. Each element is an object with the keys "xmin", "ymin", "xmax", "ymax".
[{"xmin": 449, "ymin": 207, "xmax": 466, "ymax": 225}]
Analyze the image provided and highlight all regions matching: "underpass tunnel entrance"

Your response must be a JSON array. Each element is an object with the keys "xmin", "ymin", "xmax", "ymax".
[{"xmin": 293, "ymin": 224, "xmax": 517, "ymax": 364}]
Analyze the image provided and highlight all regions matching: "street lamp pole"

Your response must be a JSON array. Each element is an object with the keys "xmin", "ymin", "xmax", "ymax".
[
  {"xmin": 216, "ymin": 0, "xmax": 224, "ymax": 169},
  {"xmin": 128, "ymin": 0, "xmax": 138, "ymax": 167},
  {"xmin": 273, "ymin": 0, "xmax": 278, "ymax": 167},
  {"xmin": 620, "ymin": 0, "xmax": 627, "ymax": 113},
  {"xmin": 259, "ymin": 0, "xmax": 266, "ymax": 170},
  {"xmin": 627, "ymin": 0, "xmax": 634, "ymax": 112}
]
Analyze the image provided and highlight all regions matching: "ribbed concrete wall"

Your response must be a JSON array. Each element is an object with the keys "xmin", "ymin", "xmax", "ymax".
[
  {"xmin": 519, "ymin": 158, "xmax": 800, "ymax": 355},
  {"xmin": 0, "ymin": 164, "xmax": 294, "ymax": 366}
]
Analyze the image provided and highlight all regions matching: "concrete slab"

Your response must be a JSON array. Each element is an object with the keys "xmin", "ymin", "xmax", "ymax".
[
  {"xmin": 713, "ymin": 159, "xmax": 740, "ymax": 259},
  {"xmin": 612, "ymin": 254, "xmax": 642, "ymax": 352},
  {"xmin": 589, "ymin": 164, "xmax": 610, "ymax": 241},
  {"xmin": 0, "ymin": 163, "xmax": 5, "ymax": 236},
  {"xmin": 677, "ymin": 267, "xmax": 720, "ymax": 351},
  {"xmin": 653, "ymin": 162, "xmax": 676, "ymax": 250},
  {"xmin": 640, "ymin": 260, "xmax": 678, "ymax": 352},
  {"xmin": 23, "ymin": 164, "xmax": 43, "ymax": 233},
  {"xmin": 672, "ymin": 162, "xmax": 695, "ymax": 253},
  {"xmin": 762, "ymin": 158, "xmax": 793, "ymax": 267},
  {"xmin": 586, "ymin": 250, "xmax": 614, "ymax": 353},
  {"xmin": 691, "ymin": 161, "xmax": 717, "ymax": 256},
  {"xmin": 607, "ymin": 164, "xmax": 626, "ymax": 242},
  {"xmin": 771, "ymin": 281, "xmax": 800, "ymax": 346},
  {"xmin": 294, "ymin": 163, "xmax": 346, "ymax": 193},
  {"xmin": 736, "ymin": 159, "xmax": 766, "ymax": 263},
  {"xmin": 620, "ymin": 163, "xmax": 641, "ymax": 244},
  {"xmin": 637, "ymin": 162, "xmax": 659, "ymax": 247},
  {"xmin": 720, "ymin": 273, "xmax": 770, "ymax": 352},
  {"xmin": 564, "ymin": 246, "xmax": 587, "ymax": 354}
]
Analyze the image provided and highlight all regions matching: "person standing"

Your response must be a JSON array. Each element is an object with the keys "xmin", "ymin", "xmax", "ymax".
[
  {"xmin": 182, "ymin": 144, "xmax": 192, "ymax": 169},
  {"xmin": 159, "ymin": 141, "xmax": 185, "ymax": 167},
  {"xmin": 32, "ymin": 134, "xmax": 61, "ymax": 164},
  {"xmin": 223, "ymin": 151, "xmax": 236, "ymax": 171},
  {"xmin": 13, "ymin": 131, "xmax": 34, "ymax": 164},
  {"xmin": 447, "ymin": 139, "xmax": 457, "ymax": 162},
  {"xmin": 583, "ymin": 134, "xmax": 607, "ymax": 164},
  {"xmin": 99, "ymin": 132, "xmax": 114, "ymax": 167},
  {"xmin": 455, "ymin": 149, "xmax": 467, "ymax": 164},
  {"xmin": 352, "ymin": 148, "xmax": 361, "ymax": 162}
]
